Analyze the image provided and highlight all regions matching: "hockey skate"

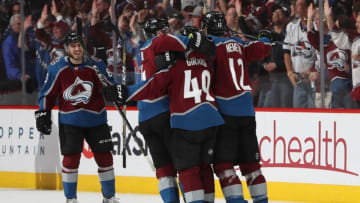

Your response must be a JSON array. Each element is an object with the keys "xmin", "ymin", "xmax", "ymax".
[
  {"xmin": 66, "ymin": 198, "xmax": 79, "ymax": 203},
  {"xmin": 103, "ymin": 196, "xmax": 120, "ymax": 203}
]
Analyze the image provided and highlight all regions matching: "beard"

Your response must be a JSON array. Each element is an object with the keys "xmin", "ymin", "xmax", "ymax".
[{"xmin": 272, "ymin": 19, "xmax": 283, "ymax": 26}]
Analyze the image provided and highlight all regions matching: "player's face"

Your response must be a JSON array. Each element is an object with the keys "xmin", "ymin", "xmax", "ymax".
[{"xmin": 67, "ymin": 42, "xmax": 84, "ymax": 60}]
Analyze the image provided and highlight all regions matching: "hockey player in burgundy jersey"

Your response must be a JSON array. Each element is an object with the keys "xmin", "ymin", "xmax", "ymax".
[
  {"xmin": 103, "ymin": 25, "xmax": 222, "ymax": 203},
  {"xmin": 35, "ymin": 32, "xmax": 120, "ymax": 203},
  {"xmin": 202, "ymin": 11, "xmax": 272, "ymax": 203},
  {"xmin": 103, "ymin": 18, "xmax": 184, "ymax": 203},
  {"xmin": 126, "ymin": 26, "xmax": 223, "ymax": 203}
]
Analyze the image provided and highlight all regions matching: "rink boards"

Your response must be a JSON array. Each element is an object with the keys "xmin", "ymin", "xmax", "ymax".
[{"xmin": 0, "ymin": 107, "xmax": 359, "ymax": 203}]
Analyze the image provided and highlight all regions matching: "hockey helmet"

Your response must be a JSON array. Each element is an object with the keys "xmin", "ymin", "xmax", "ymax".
[
  {"xmin": 180, "ymin": 26, "xmax": 199, "ymax": 36},
  {"xmin": 142, "ymin": 18, "xmax": 169, "ymax": 39},
  {"xmin": 201, "ymin": 11, "xmax": 226, "ymax": 36},
  {"xmin": 64, "ymin": 32, "xmax": 83, "ymax": 46}
]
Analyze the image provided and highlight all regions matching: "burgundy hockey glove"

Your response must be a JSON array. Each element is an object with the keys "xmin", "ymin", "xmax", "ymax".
[
  {"xmin": 35, "ymin": 110, "xmax": 52, "ymax": 135},
  {"xmin": 351, "ymin": 87, "xmax": 360, "ymax": 101},
  {"xmin": 101, "ymin": 84, "xmax": 128, "ymax": 103}
]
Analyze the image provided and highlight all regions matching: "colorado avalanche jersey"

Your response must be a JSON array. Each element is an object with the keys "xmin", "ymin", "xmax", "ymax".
[
  {"xmin": 209, "ymin": 35, "xmax": 271, "ymax": 116},
  {"xmin": 329, "ymin": 28, "xmax": 360, "ymax": 88},
  {"xmin": 307, "ymin": 31, "xmax": 351, "ymax": 82},
  {"xmin": 136, "ymin": 34, "xmax": 191, "ymax": 122},
  {"xmin": 128, "ymin": 48, "xmax": 224, "ymax": 131},
  {"xmin": 283, "ymin": 19, "xmax": 316, "ymax": 73},
  {"xmin": 38, "ymin": 56, "xmax": 114, "ymax": 127}
]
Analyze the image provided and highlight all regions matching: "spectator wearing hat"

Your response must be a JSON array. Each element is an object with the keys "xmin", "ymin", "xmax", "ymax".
[
  {"xmin": 168, "ymin": 11, "xmax": 184, "ymax": 34},
  {"xmin": 190, "ymin": 6, "xmax": 203, "ymax": 29},
  {"xmin": 262, "ymin": 3, "xmax": 293, "ymax": 108},
  {"xmin": 35, "ymin": 4, "xmax": 70, "ymax": 63},
  {"xmin": 284, "ymin": 0, "xmax": 317, "ymax": 108},
  {"xmin": 181, "ymin": 0, "xmax": 199, "ymax": 26}
]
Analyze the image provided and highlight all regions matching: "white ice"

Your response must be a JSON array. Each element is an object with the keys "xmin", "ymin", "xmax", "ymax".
[{"xmin": 0, "ymin": 188, "xmax": 295, "ymax": 203}]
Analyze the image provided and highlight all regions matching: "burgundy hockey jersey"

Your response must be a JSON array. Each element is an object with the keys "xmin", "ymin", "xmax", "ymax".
[
  {"xmin": 209, "ymin": 36, "xmax": 271, "ymax": 116},
  {"xmin": 38, "ymin": 56, "xmax": 114, "ymax": 127},
  {"xmin": 135, "ymin": 34, "xmax": 192, "ymax": 122},
  {"xmin": 307, "ymin": 31, "xmax": 351, "ymax": 81},
  {"xmin": 128, "ymin": 35, "xmax": 224, "ymax": 130}
]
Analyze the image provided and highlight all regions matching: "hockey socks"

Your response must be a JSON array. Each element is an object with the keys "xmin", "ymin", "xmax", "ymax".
[
  {"xmin": 62, "ymin": 153, "xmax": 81, "ymax": 199},
  {"xmin": 156, "ymin": 164, "xmax": 180, "ymax": 203},
  {"xmin": 199, "ymin": 164, "xmax": 215, "ymax": 203},
  {"xmin": 239, "ymin": 163, "xmax": 268, "ymax": 203},
  {"xmin": 94, "ymin": 152, "xmax": 116, "ymax": 198},
  {"xmin": 179, "ymin": 166, "xmax": 204, "ymax": 203},
  {"xmin": 214, "ymin": 162, "xmax": 247, "ymax": 203}
]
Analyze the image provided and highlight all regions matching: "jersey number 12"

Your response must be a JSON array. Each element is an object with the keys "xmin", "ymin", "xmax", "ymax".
[{"xmin": 229, "ymin": 58, "xmax": 252, "ymax": 91}]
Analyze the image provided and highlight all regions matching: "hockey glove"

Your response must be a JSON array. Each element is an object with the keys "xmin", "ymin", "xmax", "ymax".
[
  {"xmin": 188, "ymin": 32, "xmax": 216, "ymax": 59},
  {"xmin": 102, "ymin": 84, "xmax": 128, "ymax": 103},
  {"xmin": 155, "ymin": 51, "xmax": 186, "ymax": 72},
  {"xmin": 155, "ymin": 51, "xmax": 176, "ymax": 71},
  {"xmin": 35, "ymin": 110, "xmax": 52, "ymax": 135},
  {"xmin": 258, "ymin": 30, "xmax": 273, "ymax": 42}
]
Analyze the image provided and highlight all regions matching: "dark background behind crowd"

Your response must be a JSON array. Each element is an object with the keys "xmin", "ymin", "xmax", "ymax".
[{"xmin": 0, "ymin": 0, "xmax": 359, "ymax": 108}]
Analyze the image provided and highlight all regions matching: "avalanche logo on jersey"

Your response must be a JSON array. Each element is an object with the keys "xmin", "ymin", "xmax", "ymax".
[
  {"xmin": 63, "ymin": 77, "xmax": 93, "ymax": 105},
  {"xmin": 50, "ymin": 48, "xmax": 65, "ymax": 63},
  {"xmin": 327, "ymin": 48, "xmax": 348, "ymax": 71},
  {"xmin": 292, "ymin": 40, "xmax": 315, "ymax": 59}
]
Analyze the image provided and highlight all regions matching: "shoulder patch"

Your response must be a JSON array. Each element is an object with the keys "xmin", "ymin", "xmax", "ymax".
[{"xmin": 50, "ymin": 57, "xmax": 60, "ymax": 65}]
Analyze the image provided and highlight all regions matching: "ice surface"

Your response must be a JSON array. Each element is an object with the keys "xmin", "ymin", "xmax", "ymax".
[{"xmin": 0, "ymin": 188, "xmax": 295, "ymax": 203}]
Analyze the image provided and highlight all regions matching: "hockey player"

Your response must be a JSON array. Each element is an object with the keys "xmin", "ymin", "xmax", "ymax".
[
  {"xmin": 201, "ymin": 11, "xmax": 272, "ymax": 203},
  {"xmin": 104, "ymin": 18, "xmax": 181, "ymax": 203},
  {"xmin": 34, "ymin": 32, "xmax": 120, "ymax": 203},
  {"xmin": 103, "ymin": 24, "xmax": 221, "ymax": 203}
]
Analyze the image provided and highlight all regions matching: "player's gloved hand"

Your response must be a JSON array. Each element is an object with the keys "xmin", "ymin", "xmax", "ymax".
[
  {"xmin": 351, "ymin": 86, "xmax": 360, "ymax": 101},
  {"xmin": 188, "ymin": 32, "xmax": 216, "ymax": 59},
  {"xmin": 155, "ymin": 51, "xmax": 177, "ymax": 71},
  {"xmin": 101, "ymin": 84, "xmax": 128, "ymax": 103},
  {"xmin": 34, "ymin": 110, "xmax": 52, "ymax": 135},
  {"xmin": 258, "ymin": 30, "xmax": 273, "ymax": 43}
]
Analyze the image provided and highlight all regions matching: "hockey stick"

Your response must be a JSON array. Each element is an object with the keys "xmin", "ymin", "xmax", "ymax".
[
  {"xmin": 110, "ymin": 0, "xmax": 127, "ymax": 168},
  {"xmin": 114, "ymin": 100, "xmax": 155, "ymax": 172},
  {"xmin": 230, "ymin": 30, "xmax": 312, "ymax": 50},
  {"xmin": 121, "ymin": 46, "xmax": 127, "ymax": 169},
  {"xmin": 113, "ymin": 99, "xmax": 155, "ymax": 172},
  {"xmin": 96, "ymin": 69, "xmax": 156, "ymax": 172}
]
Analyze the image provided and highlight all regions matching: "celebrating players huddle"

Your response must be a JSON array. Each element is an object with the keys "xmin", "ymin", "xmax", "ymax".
[{"xmin": 35, "ymin": 11, "xmax": 271, "ymax": 203}]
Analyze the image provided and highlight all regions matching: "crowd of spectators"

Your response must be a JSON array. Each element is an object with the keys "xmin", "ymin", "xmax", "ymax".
[{"xmin": 0, "ymin": 0, "xmax": 359, "ymax": 108}]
